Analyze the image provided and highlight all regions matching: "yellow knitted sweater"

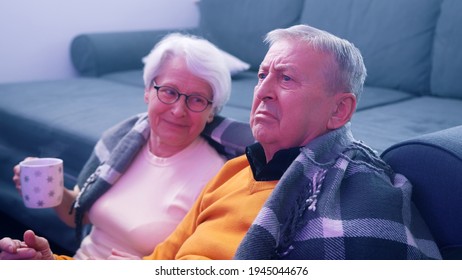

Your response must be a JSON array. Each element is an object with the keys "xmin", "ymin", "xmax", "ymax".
[{"xmin": 145, "ymin": 155, "xmax": 277, "ymax": 260}]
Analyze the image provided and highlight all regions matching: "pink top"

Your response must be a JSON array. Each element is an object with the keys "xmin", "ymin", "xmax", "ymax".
[{"xmin": 73, "ymin": 137, "xmax": 225, "ymax": 259}]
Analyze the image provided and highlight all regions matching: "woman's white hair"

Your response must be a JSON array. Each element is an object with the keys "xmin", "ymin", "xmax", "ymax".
[
  {"xmin": 143, "ymin": 33, "xmax": 231, "ymax": 114},
  {"xmin": 265, "ymin": 25, "xmax": 367, "ymax": 101}
]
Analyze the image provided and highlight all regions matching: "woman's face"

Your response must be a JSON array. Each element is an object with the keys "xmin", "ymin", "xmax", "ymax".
[{"xmin": 144, "ymin": 56, "xmax": 214, "ymax": 157}]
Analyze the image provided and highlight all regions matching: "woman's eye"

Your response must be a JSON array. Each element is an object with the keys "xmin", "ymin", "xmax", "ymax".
[
  {"xmin": 164, "ymin": 89, "xmax": 177, "ymax": 96},
  {"xmin": 190, "ymin": 96, "xmax": 207, "ymax": 105}
]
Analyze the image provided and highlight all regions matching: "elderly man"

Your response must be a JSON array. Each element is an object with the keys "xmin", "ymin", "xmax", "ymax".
[{"xmin": 1, "ymin": 24, "xmax": 441, "ymax": 260}]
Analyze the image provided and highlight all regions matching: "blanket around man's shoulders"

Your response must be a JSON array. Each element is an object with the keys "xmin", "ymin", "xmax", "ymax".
[{"xmin": 235, "ymin": 123, "xmax": 442, "ymax": 260}]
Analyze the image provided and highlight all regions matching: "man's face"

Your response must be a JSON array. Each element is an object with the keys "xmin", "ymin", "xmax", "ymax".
[{"xmin": 250, "ymin": 40, "xmax": 339, "ymax": 161}]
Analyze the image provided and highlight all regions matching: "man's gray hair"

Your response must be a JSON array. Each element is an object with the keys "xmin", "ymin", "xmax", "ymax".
[
  {"xmin": 265, "ymin": 24, "xmax": 367, "ymax": 101},
  {"xmin": 143, "ymin": 33, "xmax": 231, "ymax": 114}
]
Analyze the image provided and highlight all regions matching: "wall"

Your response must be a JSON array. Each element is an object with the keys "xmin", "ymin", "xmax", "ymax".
[{"xmin": 0, "ymin": 0, "xmax": 199, "ymax": 83}]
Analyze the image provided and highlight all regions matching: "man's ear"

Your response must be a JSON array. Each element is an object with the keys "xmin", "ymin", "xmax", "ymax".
[{"xmin": 327, "ymin": 93, "xmax": 357, "ymax": 129}]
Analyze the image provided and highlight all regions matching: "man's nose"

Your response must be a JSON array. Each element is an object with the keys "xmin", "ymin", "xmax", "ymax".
[{"xmin": 255, "ymin": 74, "xmax": 276, "ymax": 101}]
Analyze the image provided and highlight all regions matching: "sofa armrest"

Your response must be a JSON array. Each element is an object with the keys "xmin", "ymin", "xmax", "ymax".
[
  {"xmin": 70, "ymin": 28, "xmax": 198, "ymax": 77},
  {"xmin": 381, "ymin": 125, "xmax": 462, "ymax": 259}
]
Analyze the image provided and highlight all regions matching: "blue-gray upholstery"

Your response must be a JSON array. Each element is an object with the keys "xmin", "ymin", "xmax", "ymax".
[
  {"xmin": 382, "ymin": 126, "xmax": 462, "ymax": 259},
  {"xmin": 1, "ymin": 0, "xmax": 461, "ymax": 258}
]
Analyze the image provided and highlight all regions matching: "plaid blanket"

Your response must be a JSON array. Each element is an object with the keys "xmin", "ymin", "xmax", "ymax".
[
  {"xmin": 72, "ymin": 113, "xmax": 253, "ymax": 241},
  {"xmin": 235, "ymin": 123, "xmax": 442, "ymax": 260}
]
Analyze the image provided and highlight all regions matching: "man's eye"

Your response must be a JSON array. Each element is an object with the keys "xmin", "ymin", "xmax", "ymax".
[
  {"xmin": 258, "ymin": 73, "xmax": 267, "ymax": 80},
  {"xmin": 282, "ymin": 75, "xmax": 292, "ymax": 81}
]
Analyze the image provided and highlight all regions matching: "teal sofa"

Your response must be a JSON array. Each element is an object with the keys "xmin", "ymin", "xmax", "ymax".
[{"xmin": 0, "ymin": 0, "xmax": 461, "ymax": 258}]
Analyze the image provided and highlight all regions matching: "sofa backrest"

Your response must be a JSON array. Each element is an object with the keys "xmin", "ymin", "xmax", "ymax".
[
  {"xmin": 198, "ymin": 0, "xmax": 445, "ymax": 96},
  {"xmin": 430, "ymin": 0, "xmax": 462, "ymax": 99},
  {"xmin": 197, "ymin": 0, "xmax": 304, "ymax": 71},
  {"xmin": 299, "ymin": 0, "xmax": 442, "ymax": 96}
]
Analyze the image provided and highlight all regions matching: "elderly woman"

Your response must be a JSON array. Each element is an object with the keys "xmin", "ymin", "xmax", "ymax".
[{"xmin": 2, "ymin": 33, "xmax": 239, "ymax": 260}]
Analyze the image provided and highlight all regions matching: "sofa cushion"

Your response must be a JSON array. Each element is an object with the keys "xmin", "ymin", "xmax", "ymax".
[
  {"xmin": 198, "ymin": 0, "xmax": 304, "ymax": 71},
  {"xmin": 300, "ymin": 0, "xmax": 442, "ymax": 95},
  {"xmin": 431, "ymin": 0, "xmax": 462, "ymax": 99},
  {"xmin": 351, "ymin": 97, "xmax": 462, "ymax": 154}
]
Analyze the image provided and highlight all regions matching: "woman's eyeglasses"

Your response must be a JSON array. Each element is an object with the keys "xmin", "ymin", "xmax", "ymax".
[{"xmin": 152, "ymin": 84, "xmax": 213, "ymax": 113}]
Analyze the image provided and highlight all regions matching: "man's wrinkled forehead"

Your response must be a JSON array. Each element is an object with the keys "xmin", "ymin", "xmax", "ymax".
[
  {"xmin": 260, "ymin": 40, "xmax": 297, "ymax": 67},
  {"xmin": 259, "ymin": 40, "xmax": 318, "ymax": 72}
]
